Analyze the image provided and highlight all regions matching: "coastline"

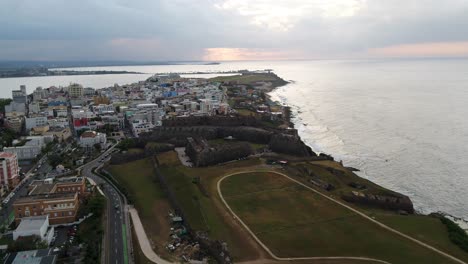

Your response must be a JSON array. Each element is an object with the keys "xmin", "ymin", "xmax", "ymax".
[
  {"xmin": 0, "ymin": 70, "xmax": 144, "ymax": 79},
  {"xmin": 267, "ymin": 77, "xmax": 468, "ymax": 232}
]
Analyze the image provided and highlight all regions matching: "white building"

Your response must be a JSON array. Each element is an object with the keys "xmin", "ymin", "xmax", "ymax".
[
  {"xmin": 131, "ymin": 120, "xmax": 155, "ymax": 137},
  {"xmin": 25, "ymin": 116, "xmax": 48, "ymax": 130},
  {"xmin": 3, "ymin": 136, "xmax": 51, "ymax": 160},
  {"xmin": 13, "ymin": 215, "xmax": 54, "ymax": 245},
  {"xmin": 199, "ymin": 99, "xmax": 214, "ymax": 114},
  {"xmin": 48, "ymin": 118, "xmax": 69, "ymax": 128},
  {"xmin": 93, "ymin": 104, "xmax": 115, "ymax": 115},
  {"xmin": 5, "ymin": 102, "xmax": 26, "ymax": 117},
  {"xmin": 53, "ymin": 108, "xmax": 68, "ymax": 117},
  {"xmin": 72, "ymin": 107, "xmax": 96, "ymax": 119},
  {"xmin": 136, "ymin": 103, "xmax": 159, "ymax": 110},
  {"xmin": 83, "ymin": 87, "xmax": 95, "ymax": 96},
  {"xmin": 12, "ymin": 86, "xmax": 27, "ymax": 104},
  {"xmin": 28, "ymin": 102, "xmax": 41, "ymax": 114},
  {"xmin": 79, "ymin": 131, "xmax": 107, "ymax": 150},
  {"xmin": 101, "ymin": 114, "xmax": 125, "ymax": 129}
]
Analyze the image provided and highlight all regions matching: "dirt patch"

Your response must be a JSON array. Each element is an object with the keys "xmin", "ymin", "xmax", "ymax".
[{"xmin": 141, "ymin": 200, "xmax": 174, "ymax": 261}]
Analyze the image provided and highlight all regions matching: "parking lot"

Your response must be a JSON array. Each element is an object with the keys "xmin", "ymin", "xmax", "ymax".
[{"xmin": 50, "ymin": 224, "xmax": 78, "ymax": 250}]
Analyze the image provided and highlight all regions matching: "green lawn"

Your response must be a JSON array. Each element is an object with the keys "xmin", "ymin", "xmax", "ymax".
[
  {"xmin": 109, "ymin": 158, "xmax": 165, "ymax": 217},
  {"xmin": 375, "ymin": 213, "xmax": 468, "ymax": 262},
  {"xmin": 209, "ymin": 74, "xmax": 278, "ymax": 84},
  {"xmin": 127, "ymin": 148, "xmax": 144, "ymax": 154},
  {"xmin": 156, "ymin": 151, "xmax": 265, "ymax": 261},
  {"xmin": 235, "ymin": 108, "xmax": 257, "ymax": 117},
  {"xmin": 108, "ymin": 158, "xmax": 174, "ymax": 261},
  {"xmin": 220, "ymin": 172, "xmax": 468, "ymax": 263},
  {"xmin": 208, "ymin": 139, "xmax": 265, "ymax": 151}
]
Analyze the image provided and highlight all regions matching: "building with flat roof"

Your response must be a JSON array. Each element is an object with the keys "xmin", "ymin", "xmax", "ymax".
[
  {"xmin": 4, "ymin": 248, "xmax": 57, "ymax": 264},
  {"xmin": 12, "ymin": 86, "xmax": 27, "ymax": 104},
  {"xmin": 13, "ymin": 192, "xmax": 79, "ymax": 225},
  {"xmin": 44, "ymin": 127, "xmax": 71, "ymax": 142},
  {"xmin": 79, "ymin": 130, "xmax": 106, "ymax": 150},
  {"xmin": 0, "ymin": 152, "xmax": 20, "ymax": 189},
  {"xmin": 13, "ymin": 176, "xmax": 86, "ymax": 225},
  {"xmin": 3, "ymin": 136, "xmax": 51, "ymax": 160},
  {"xmin": 25, "ymin": 116, "xmax": 48, "ymax": 131},
  {"xmin": 13, "ymin": 215, "xmax": 54, "ymax": 245},
  {"xmin": 68, "ymin": 83, "xmax": 83, "ymax": 98},
  {"xmin": 28, "ymin": 177, "xmax": 86, "ymax": 196},
  {"xmin": 5, "ymin": 102, "xmax": 26, "ymax": 118}
]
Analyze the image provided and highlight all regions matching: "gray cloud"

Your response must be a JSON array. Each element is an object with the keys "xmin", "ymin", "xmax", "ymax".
[{"xmin": 1, "ymin": 0, "xmax": 468, "ymax": 60}]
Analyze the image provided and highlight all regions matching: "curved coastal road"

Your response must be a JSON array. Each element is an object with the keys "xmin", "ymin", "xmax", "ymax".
[
  {"xmin": 80, "ymin": 146, "xmax": 131, "ymax": 264},
  {"xmin": 217, "ymin": 171, "xmax": 467, "ymax": 264}
]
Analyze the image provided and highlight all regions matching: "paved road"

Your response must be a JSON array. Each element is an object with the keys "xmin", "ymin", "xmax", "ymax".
[
  {"xmin": 217, "ymin": 171, "xmax": 467, "ymax": 264},
  {"xmin": 0, "ymin": 155, "xmax": 51, "ymax": 226},
  {"xmin": 80, "ymin": 146, "xmax": 130, "ymax": 264}
]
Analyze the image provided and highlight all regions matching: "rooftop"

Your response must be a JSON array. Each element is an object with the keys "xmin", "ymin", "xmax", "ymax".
[
  {"xmin": 14, "ymin": 192, "xmax": 76, "ymax": 204},
  {"xmin": 0, "ymin": 152, "xmax": 17, "ymax": 159},
  {"xmin": 29, "ymin": 182, "xmax": 54, "ymax": 195},
  {"xmin": 46, "ymin": 126, "xmax": 69, "ymax": 132},
  {"xmin": 4, "ymin": 249, "xmax": 56, "ymax": 264},
  {"xmin": 80, "ymin": 131, "xmax": 97, "ymax": 138},
  {"xmin": 15, "ymin": 216, "xmax": 48, "ymax": 232},
  {"xmin": 56, "ymin": 176, "xmax": 83, "ymax": 184}
]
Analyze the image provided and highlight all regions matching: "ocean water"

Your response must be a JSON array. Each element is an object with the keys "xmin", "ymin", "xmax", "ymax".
[{"xmin": 1, "ymin": 59, "xmax": 467, "ymax": 222}]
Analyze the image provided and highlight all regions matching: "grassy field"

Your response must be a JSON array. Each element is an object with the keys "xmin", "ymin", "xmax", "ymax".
[
  {"xmin": 209, "ymin": 74, "xmax": 279, "ymax": 84},
  {"xmin": 108, "ymin": 158, "xmax": 174, "ymax": 261},
  {"xmin": 112, "ymin": 152, "xmax": 468, "ymax": 263},
  {"xmin": 287, "ymin": 161, "xmax": 403, "ymax": 197},
  {"xmin": 220, "ymin": 172, "xmax": 468, "ymax": 263},
  {"xmin": 157, "ymin": 151, "xmax": 267, "ymax": 261},
  {"xmin": 235, "ymin": 108, "xmax": 257, "ymax": 117},
  {"xmin": 374, "ymin": 213, "xmax": 468, "ymax": 262},
  {"xmin": 127, "ymin": 148, "xmax": 144, "ymax": 154},
  {"xmin": 208, "ymin": 138, "xmax": 266, "ymax": 151}
]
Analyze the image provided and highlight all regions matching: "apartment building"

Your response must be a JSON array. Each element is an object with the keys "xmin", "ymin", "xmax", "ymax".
[
  {"xmin": 25, "ymin": 115, "xmax": 48, "ymax": 130},
  {"xmin": 0, "ymin": 152, "xmax": 20, "ymax": 188},
  {"xmin": 68, "ymin": 83, "xmax": 83, "ymax": 98},
  {"xmin": 44, "ymin": 127, "xmax": 72, "ymax": 142}
]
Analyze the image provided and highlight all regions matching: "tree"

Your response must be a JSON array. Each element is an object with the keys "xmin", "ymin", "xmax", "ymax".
[
  {"xmin": 0, "ymin": 98, "xmax": 12, "ymax": 113},
  {"xmin": 116, "ymin": 138, "xmax": 135, "ymax": 151},
  {"xmin": 0, "ymin": 128, "xmax": 17, "ymax": 147},
  {"xmin": 93, "ymin": 143, "xmax": 102, "ymax": 152},
  {"xmin": 48, "ymin": 153, "xmax": 63, "ymax": 167}
]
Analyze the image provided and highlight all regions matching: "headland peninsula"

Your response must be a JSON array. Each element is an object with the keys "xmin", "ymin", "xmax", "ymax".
[{"xmin": 100, "ymin": 71, "xmax": 468, "ymax": 263}]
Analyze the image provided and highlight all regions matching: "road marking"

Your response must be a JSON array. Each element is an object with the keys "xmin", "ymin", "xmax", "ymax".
[{"xmin": 122, "ymin": 224, "xmax": 129, "ymax": 264}]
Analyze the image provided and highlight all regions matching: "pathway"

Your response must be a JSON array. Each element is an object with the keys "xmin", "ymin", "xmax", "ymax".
[
  {"xmin": 174, "ymin": 147, "xmax": 193, "ymax": 167},
  {"xmin": 217, "ymin": 170, "xmax": 467, "ymax": 264},
  {"xmin": 129, "ymin": 207, "xmax": 174, "ymax": 264}
]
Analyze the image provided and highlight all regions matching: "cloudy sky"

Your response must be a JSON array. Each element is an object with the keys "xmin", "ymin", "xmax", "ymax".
[{"xmin": 1, "ymin": 0, "xmax": 468, "ymax": 61}]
